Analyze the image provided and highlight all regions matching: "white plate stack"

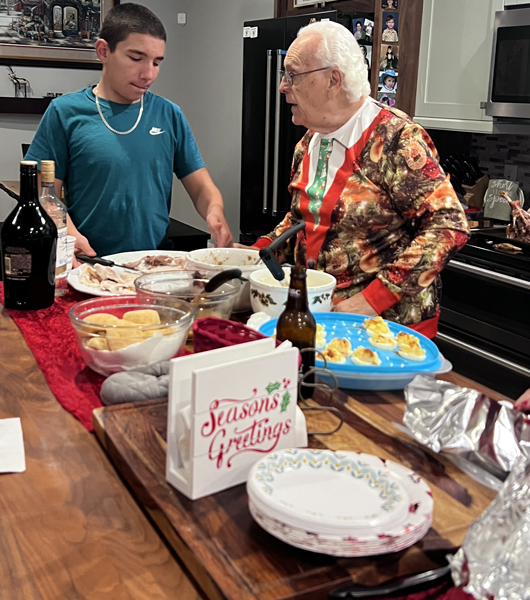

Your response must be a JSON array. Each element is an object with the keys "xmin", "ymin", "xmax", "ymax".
[{"xmin": 247, "ymin": 449, "xmax": 433, "ymax": 557}]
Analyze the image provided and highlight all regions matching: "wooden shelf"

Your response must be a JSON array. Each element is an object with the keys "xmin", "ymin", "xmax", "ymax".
[{"xmin": 0, "ymin": 96, "xmax": 53, "ymax": 115}]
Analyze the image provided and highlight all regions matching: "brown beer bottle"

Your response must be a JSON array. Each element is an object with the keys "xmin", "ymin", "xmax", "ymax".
[{"xmin": 276, "ymin": 265, "xmax": 316, "ymax": 400}]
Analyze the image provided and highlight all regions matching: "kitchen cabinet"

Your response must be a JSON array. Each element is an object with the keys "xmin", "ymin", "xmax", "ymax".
[{"xmin": 414, "ymin": 0, "xmax": 504, "ymax": 133}]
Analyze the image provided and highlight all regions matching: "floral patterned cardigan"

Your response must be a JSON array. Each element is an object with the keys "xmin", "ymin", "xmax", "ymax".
[{"xmin": 253, "ymin": 104, "xmax": 470, "ymax": 338}]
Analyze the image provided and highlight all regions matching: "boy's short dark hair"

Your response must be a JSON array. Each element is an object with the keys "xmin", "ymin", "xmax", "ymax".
[
  {"xmin": 386, "ymin": 14, "xmax": 395, "ymax": 23},
  {"xmin": 100, "ymin": 3, "xmax": 166, "ymax": 52}
]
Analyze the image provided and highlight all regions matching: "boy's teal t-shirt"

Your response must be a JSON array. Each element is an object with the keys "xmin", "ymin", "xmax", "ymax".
[{"xmin": 26, "ymin": 88, "xmax": 205, "ymax": 256}]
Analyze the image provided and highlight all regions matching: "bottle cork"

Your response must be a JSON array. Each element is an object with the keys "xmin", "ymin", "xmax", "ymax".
[{"xmin": 41, "ymin": 160, "xmax": 55, "ymax": 184}]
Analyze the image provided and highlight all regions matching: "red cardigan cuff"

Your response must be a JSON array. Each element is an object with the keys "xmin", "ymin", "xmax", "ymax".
[
  {"xmin": 253, "ymin": 238, "xmax": 271, "ymax": 250},
  {"xmin": 362, "ymin": 278, "xmax": 400, "ymax": 314}
]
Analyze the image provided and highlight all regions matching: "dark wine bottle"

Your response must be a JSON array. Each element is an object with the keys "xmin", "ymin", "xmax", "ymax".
[
  {"xmin": 1, "ymin": 161, "xmax": 57, "ymax": 310},
  {"xmin": 276, "ymin": 265, "xmax": 316, "ymax": 400}
]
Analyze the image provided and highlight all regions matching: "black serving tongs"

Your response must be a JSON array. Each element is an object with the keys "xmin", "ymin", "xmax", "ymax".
[
  {"xmin": 328, "ymin": 564, "xmax": 452, "ymax": 598},
  {"xmin": 259, "ymin": 219, "xmax": 306, "ymax": 283}
]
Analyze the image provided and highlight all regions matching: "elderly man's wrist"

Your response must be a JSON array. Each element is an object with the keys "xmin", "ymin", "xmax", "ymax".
[{"xmin": 362, "ymin": 279, "xmax": 399, "ymax": 314}]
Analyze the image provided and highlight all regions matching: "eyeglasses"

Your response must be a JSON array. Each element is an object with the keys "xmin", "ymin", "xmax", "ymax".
[{"xmin": 280, "ymin": 66, "xmax": 332, "ymax": 87}]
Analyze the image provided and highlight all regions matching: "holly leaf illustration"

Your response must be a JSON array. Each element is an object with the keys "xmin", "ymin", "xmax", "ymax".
[
  {"xmin": 280, "ymin": 391, "xmax": 291, "ymax": 412},
  {"xmin": 266, "ymin": 381, "xmax": 281, "ymax": 394}
]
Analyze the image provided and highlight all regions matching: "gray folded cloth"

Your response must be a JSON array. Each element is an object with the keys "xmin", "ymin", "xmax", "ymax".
[{"xmin": 100, "ymin": 361, "xmax": 170, "ymax": 405}]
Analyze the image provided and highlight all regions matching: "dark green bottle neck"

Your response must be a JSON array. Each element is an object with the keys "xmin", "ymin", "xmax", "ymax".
[{"xmin": 19, "ymin": 171, "xmax": 39, "ymax": 206}]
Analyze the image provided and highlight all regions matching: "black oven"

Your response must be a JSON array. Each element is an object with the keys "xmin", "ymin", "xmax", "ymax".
[{"xmin": 437, "ymin": 230, "xmax": 530, "ymax": 399}]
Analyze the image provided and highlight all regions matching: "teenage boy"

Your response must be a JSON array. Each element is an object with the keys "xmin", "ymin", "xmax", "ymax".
[{"xmin": 26, "ymin": 3, "xmax": 233, "ymax": 258}]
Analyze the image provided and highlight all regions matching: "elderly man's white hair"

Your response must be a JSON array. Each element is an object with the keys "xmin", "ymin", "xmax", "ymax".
[{"xmin": 296, "ymin": 20, "xmax": 371, "ymax": 102}]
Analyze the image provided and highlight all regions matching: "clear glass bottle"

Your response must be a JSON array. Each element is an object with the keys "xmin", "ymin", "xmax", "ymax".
[
  {"xmin": 1, "ymin": 161, "xmax": 57, "ymax": 310},
  {"xmin": 39, "ymin": 160, "xmax": 68, "ymax": 296},
  {"xmin": 276, "ymin": 265, "xmax": 317, "ymax": 400}
]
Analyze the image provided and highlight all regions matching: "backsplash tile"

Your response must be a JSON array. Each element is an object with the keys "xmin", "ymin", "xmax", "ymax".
[{"xmin": 471, "ymin": 134, "xmax": 530, "ymax": 205}]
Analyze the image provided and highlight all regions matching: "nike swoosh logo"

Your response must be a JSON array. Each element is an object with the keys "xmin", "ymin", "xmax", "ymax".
[{"xmin": 149, "ymin": 127, "xmax": 165, "ymax": 135}]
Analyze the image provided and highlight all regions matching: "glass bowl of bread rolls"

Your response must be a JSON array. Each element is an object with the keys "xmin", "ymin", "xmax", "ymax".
[{"xmin": 69, "ymin": 295, "xmax": 195, "ymax": 376}]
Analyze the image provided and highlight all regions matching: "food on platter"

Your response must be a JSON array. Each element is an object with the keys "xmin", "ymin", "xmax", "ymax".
[
  {"xmin": 398, "ymin": 342, "xmax": 426, "ymax": 362},
  {"xmin": 122, "ymin": 254, "xmax": 187, "ymax": 271},
  {"xmin": 363, "ymin": 316, "xmax": 393, "ymax": 338},
  {"xmin": 321, "ymin": 347, "xmax": 346, "ymax": 364},
  {"xmin": 369, "ymin": 333, "xmax": 398, "ymax": 351},
  {"xmin": 396, "ymin": 331, "xmax": 420, "ymax": 348},
  {"xmin": 396, "ymin": 333, "xmax": 426, "ymax": 362},
  {"xmin": 82, "ymin": 309, "xmax": 175, "ymax": 351},
  {"xmin": 352, "ymin": 346, "xmax": 381, "ymax": 366},
  {"xmin": 78, "ymin": 255, "xmax": 188, "ymax": 294},
  {"xmin": 326, "ymin": 337, "xmax": 353, "ymax": 357},
  {"xmin": 493, "ymin": 242, "xmax": 523, "ymax": 254},
  {"xmin": 80, "ymin": 264, "xmax": 138, "ymax": 294}
]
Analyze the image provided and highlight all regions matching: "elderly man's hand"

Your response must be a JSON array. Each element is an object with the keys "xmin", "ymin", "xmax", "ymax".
[
  {"xmin": 333, "ymin": 292, "xmax": 378, "ymax": 316},
  {"xmin": 514, "ymin": 388, "xmax": 530, "ymax": 413}
]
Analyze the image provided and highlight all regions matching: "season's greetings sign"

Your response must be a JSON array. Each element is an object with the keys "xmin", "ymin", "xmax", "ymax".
[{"xmin": 166, "ymin": 339, "xmax": 302, "ymax": 500}]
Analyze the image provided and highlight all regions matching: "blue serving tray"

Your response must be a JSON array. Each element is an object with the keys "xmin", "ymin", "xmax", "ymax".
[{"xmin": 258, "ymin": 312, "xmax": 444, "ymax": 390}]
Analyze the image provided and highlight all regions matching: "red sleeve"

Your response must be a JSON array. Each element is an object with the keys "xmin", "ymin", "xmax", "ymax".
[
  {"xmin": 361, "ymin": 278, "xmax": 400, "ymax": 314},
  {"xmin": 252, "ymin": 238, "xmax": 271, "ymax": 250}
]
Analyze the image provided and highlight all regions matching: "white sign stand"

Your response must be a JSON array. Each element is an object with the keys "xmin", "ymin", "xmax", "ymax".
[{"xmin": 166, "ymin": 338, "xmax": 303, "ymax": 500}]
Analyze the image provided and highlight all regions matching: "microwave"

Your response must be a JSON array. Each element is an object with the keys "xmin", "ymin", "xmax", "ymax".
[{"xmin": 486, "ymin": 5, "xmax": 530, "ymax": 119}]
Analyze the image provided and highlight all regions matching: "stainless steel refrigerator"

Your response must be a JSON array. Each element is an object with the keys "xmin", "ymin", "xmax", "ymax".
[{"xmin": 239, "ymin": 11, "xmax": 347, "ymax": 244}]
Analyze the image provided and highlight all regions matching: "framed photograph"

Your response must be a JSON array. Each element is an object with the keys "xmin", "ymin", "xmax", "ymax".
[
  {"xmin": 0, "ymin": 0, "xmax": 119, "ymax": 69},
  {"xmin": 352, "ymin": 18, "xmax": 374, "ymax": 43},
  {"xmin": 359, "ymin": 44, "xmax": 372, "ymax": 70},
  {"xmin": 379, "ymin": 69, "xmax": 398, "ymax": 93},
  {"xmin": 377, "ymin": 92, "xmax": 396, "ymax": 107},
  {"xmin": 293, "ymin": 0, "xmax": 339, "ymax": 6},
  {"xmin": 382, "ymin": 11, "xmax": 399, "ymax": 43},
  {"xmin": 382, "ymin": 0, "xmax": 398, "ymax": 9},
  {"xmin": 379, "ymin": 43, "xmax": 399, "ymax": 70}
]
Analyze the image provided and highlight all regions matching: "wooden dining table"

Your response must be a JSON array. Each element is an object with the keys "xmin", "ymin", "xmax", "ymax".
[
  {"xmin": 0, "ymin": 307, "xmax": 203, "ymax": 600},
  {"xmin": 93, "ymin": 366, "xmax": 502, "ymax": 600}
]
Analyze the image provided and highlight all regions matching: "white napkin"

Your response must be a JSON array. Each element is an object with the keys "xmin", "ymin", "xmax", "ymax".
[{"xmin": 0, "ymin": 418, "xmax": 26, "ymax": 473}]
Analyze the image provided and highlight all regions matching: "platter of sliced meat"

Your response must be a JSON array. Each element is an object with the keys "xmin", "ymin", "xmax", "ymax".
[{"xmin": 67, "ymin": 250, "xmax": 188, "ymax": 296}]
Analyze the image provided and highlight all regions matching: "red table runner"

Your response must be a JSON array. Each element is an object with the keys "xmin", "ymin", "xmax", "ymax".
[{"xmin": 0, "ymin": 284, "xmax": 104, "ymax": 431}]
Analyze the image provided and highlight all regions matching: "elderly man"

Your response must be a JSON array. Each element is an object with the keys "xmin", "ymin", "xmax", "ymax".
[{"xmin": 252, "ymin": 21, "xmax": 469, "ymax": 338}]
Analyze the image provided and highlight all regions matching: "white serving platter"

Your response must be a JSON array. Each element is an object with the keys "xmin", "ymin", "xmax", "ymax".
[{"xmin": 67, "ymin": 250, "xmax": 187, "ymax": 297}]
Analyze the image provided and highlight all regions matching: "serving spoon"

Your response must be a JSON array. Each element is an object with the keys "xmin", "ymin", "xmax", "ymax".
[{"xmin": 191, "ymin": 268, "xmax": 243, "ymax": 307}]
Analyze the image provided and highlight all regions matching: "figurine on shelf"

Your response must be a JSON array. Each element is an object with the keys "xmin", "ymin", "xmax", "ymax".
[{"xmin": 7, "ymin": 66, "xmax": 31, "ymax": 98}]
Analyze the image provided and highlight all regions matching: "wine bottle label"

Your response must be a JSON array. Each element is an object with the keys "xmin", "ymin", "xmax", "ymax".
[
  {"xmin": 56, "ymin": 226, "xmax": 68, "ymax": 268},
  {"xmin": 4, "ymin": 249, "xmax": 31, "ymax": 279}
]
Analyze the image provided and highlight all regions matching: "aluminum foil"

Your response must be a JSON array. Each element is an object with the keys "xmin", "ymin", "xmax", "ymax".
[
  {"xmin": 403, "ymin": 375, "xmax": 530, "ymax": 481},
  {"xmin": 449, "ymin": 457, "xmax": 530, "ymax": 600}
]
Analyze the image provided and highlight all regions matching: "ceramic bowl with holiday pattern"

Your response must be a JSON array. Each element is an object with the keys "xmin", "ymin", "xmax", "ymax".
[{"xmin": 249, "ymin": 267, "xmax": 336, "ymax": 317}]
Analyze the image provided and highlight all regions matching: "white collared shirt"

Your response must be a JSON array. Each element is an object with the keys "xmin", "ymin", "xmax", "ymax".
[{"xmin": 305, "ymin": 97, "xmax": 383, "ymax": 198}]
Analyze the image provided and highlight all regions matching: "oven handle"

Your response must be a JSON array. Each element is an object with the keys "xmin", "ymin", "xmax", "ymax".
[
  {"xmin": 436, "ymin": 332, "xmax": 530, "ymax": 378},
  {"xmin": 448, "ymin": 259, "xmax": 530, "ymax": 292}
]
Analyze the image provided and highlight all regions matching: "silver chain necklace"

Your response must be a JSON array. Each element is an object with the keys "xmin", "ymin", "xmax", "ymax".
[{"xmin": 94, "ymin": 86, "xmax": 144, "ymax": 135}]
